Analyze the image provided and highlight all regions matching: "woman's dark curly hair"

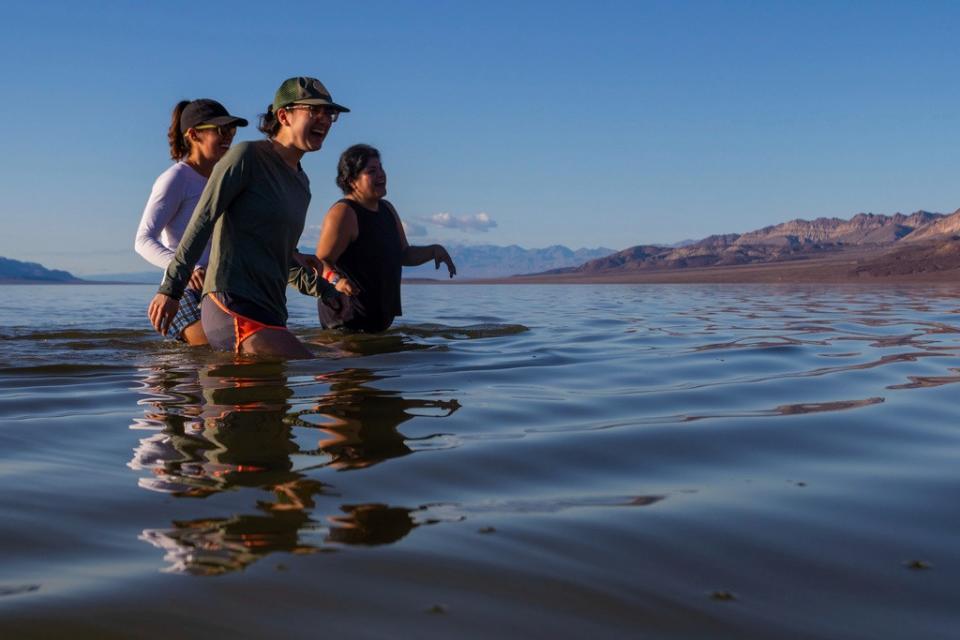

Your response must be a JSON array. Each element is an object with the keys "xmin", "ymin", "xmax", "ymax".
[{"xmin": 336, "ymin": 144, "xmax": 380, "ymax": 195}]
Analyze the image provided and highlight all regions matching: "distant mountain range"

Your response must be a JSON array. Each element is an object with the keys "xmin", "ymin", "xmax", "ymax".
[
  {"xmin": 401, "ymin": 244, "xmax": 616, "ymax": 279},
  {"xmin": 538, "ymin": 210, "xmax": 960, "ymax": 279},
  {"xmin": 84, "ymin": 271, "xmax": 159, "ymax": 284},
  {"xmin": 0, "ymin": 256, "xmax": 82, "ymax": 283},
  {"xmin": 8, "ymin": 208, "xmax": 960, "ymax": 285},
  {"xmin": 3, "ymin": 244, "xmax": 616, "ymax": 284},
  {"xmin": 93, "ymin": 246, "xmax": 620, "ymax": 281}
]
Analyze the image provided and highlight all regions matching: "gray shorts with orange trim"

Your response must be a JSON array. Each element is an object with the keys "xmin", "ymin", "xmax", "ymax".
[{"xmin": 200, "ymin": 292, "xmax": 289, "ymax": 352}]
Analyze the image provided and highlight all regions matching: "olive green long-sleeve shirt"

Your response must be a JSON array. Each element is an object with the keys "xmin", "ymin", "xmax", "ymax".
[{"xmin": 159, "ymin": 141, "xmax": 330, "ymax": 322}]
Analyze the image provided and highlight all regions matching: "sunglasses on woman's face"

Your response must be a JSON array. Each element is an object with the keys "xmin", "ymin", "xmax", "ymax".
[{"xmin": 194, "ymin": 124, "xmax": 237, "ymax": 136}]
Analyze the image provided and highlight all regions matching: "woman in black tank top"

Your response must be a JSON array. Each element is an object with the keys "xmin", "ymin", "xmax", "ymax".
[{"xmin": 315, "ymin": 144, "xmax": 457, "ymax": 332}]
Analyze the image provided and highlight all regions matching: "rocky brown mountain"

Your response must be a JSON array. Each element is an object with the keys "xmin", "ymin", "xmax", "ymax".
[
  {"xmin": 899, "ymin": 209, "xmax": 960, "ymax": 243},
  {"xmin": 735, "ymin": 211, "xmax": 941, "ymax": 245},
  {"xmin": 542, "ymin": 210, "xmax": 953, "ymax": 277}
]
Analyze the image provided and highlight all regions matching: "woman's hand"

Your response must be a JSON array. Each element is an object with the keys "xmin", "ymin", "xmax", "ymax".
[
  {"xmin": 188, "ymin": 266, "xmax": 206, "ymax": 291},
  {"xmin": 433, "ymin": 245, "xmax": 457, "ymax": 278},
  {"xmin": 334, "ymin": 276, "xmax": 357, "ymax": 296},
  {"xmin": 148, "ymin": 293, "xmax": 181, "ymax": 336}
]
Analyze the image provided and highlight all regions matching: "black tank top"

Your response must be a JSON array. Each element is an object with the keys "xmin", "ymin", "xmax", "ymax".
[{"xmin": 318, "ymin": 199, "xmax": 403, "ymax": 332}]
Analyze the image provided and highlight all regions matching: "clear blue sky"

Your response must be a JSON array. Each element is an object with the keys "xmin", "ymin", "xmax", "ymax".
[{"xmin": 2, "ymin": 0, "xmax": 959, "ymax": 275}]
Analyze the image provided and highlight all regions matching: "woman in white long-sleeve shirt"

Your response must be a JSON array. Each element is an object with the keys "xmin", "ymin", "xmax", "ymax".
[{"xmin": 135, "ymin": 99, "xmax": 248, "ymax": 345}]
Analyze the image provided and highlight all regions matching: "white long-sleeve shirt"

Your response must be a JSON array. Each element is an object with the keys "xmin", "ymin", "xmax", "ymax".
[{"xmin": 135, "ymin": 162, "xmax": 211, "ymax": 269}]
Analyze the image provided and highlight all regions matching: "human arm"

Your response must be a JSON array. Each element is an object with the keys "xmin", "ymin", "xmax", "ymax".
[
  {"xmin": 292, "ymin": 249, "xmax": 323, "ymax": 276},
  {"xmin": 314, "ymin": 201, "xmax": 361, "ymax": 295},
  {"xmin": 287, "ymin": 266, "xmax": 352, "ymax": 308},
  {"xmin": 287, "ymin": 252, "xmax": 348, "ymax": 301},
  {"xmin": 135, "ymin": 170, "xmax": 207, "ymax": 290},
  {"xmin": 134, "ymin": 169, "xmax": 182, "ymax": 269},
  {"xmin": 157, "ymin": 145, "xmax": 249, "ymax": 300},
  {"xmin": 386, "ymin": 202, "xmax": 456, "ymax": 277},
  {"xmin": 401, "ymin": 244, "xmax": 456, "ymax": 276},
  {"xmin": 148, "ymin": 146, "xmax": 249, "ymax": 333}
]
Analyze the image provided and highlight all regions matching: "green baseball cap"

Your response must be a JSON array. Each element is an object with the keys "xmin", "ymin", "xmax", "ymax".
[{"xmin": 272, "ymin": 77, "xmax": 350, "ymax": 113}]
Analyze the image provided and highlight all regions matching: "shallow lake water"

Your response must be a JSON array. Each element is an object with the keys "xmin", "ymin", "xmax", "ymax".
[{"xmin": 1, "ymin": 283, "xmax": 959, "ymax": 638}]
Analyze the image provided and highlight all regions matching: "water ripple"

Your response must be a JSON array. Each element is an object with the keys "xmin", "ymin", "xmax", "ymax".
[{"xmin": 4, "ymin": 283, "xmax": 960, "ymax": 639}]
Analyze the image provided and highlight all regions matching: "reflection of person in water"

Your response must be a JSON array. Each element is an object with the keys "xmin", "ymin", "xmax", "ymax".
[
  {"xmin": 326, "ymin": 504, "xmax": 417, "ymax": 546},
  {"xmin": 130, "ymin": 361, "xmax": 460, "ymax": 574},
  {"xmin": 142, "ymin": 501, "xmax": 425, "ymax": 575},
  {"xmin": 141, "ymin": 507, "xmax": 317, "ymax": 576},
  {"xmin": 132, "ymin": 362, "xmax": 331, "ymax": 573},
  {"xmin": 131, "ymin": 363, "xmax": 304, "ymax": 496},
  {"xmin": 296, "ymin": 368, "xmax": 460, "ymax": 470}
]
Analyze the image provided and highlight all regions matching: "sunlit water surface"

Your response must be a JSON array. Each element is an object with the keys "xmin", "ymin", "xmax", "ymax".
[{"xmin": 1, "ymin": 283, "xmax": 959, "ymax": 639}]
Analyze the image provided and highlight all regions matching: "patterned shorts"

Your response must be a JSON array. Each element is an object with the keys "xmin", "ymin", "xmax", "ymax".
[{"xmin": 166, "ymin": 287, "xmax": 202, "ymax": 342}]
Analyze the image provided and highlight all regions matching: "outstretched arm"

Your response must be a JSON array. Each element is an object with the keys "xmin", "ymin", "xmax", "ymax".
[
  {"xmin": 401, "ymin": 244, "xmax": 456, "ymax": 277},
  {"xmin": 386, "ymin": 202, "xmax": 456, "ymax": 278}
]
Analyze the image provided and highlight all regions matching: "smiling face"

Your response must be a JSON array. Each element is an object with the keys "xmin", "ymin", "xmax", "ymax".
[
  {"xmin": 189, "ymin": 125, "xmax": 236, "ymax": 164},
  {"xmin": 277, "ymin": 104, "xmax": 336, "ymax": 154},
  {"xmin": 350, "ymin": 157, "xmax": 387, "ymax": 202}
]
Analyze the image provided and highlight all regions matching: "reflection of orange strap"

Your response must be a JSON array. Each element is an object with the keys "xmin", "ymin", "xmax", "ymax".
[{"xmin": 208, "ymin": 294, "xmax": 285, "ymax": 351}]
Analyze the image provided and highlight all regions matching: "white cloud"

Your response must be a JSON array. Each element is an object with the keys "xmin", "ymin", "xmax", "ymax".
[{"xmin": 428, "ymin": 212, "xmax": 497, "ymax": 233}]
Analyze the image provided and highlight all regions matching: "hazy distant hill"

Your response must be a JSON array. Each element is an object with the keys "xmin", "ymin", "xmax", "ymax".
[
  {"xmin": 84, "ymin": 271, "xmax": 158, "ymax": 284},
  {"xmin": 89, "ymin": 245, "xmax": 615, "ymax": 284},
  {"xmin": 543, "ymin": 210, "xmax": 952, "ymax": 277},
  {"xmin": 401, "ymin": 244, "xmax": 616, "ymax": 279},
  {"xmin": 0, "ymin": 256, "xmax": 83, "ymax": 283}
]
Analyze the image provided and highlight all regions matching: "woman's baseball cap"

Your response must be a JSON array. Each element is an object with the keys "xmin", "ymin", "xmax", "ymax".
[{"xmin": 179, "ymin": 99, "xmax": 249, "ymax": 133}]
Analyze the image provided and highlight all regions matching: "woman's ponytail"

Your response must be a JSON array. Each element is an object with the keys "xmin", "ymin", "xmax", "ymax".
[{"xmin": 167, "ymin": 100, "xmax": 191, "ymax": 160}]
